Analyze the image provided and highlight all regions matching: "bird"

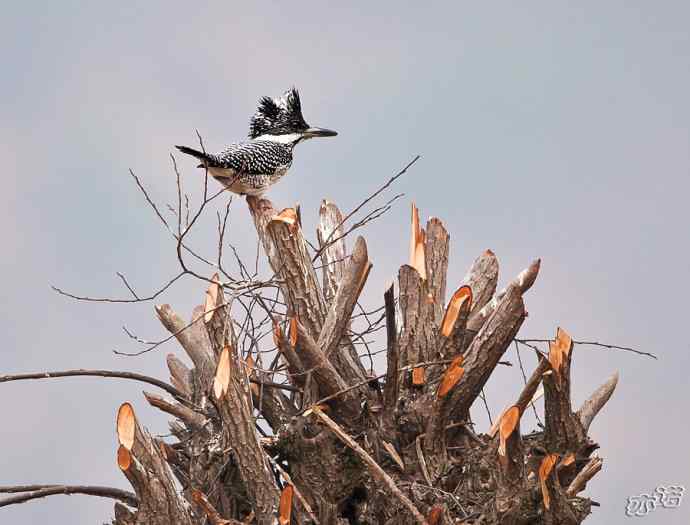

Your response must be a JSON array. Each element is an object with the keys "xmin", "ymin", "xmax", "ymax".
[{"xmin": 175, "ymin": 88, "xmax": 337, "ymax": 196}]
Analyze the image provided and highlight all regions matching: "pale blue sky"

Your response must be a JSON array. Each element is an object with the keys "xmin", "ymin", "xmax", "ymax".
[{"xmin": 1, "ymin": 2, "xmax": 689, "ymax": 523}]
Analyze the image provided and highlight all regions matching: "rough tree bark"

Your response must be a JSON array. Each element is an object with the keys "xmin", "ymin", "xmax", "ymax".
[{"xmin": 2, "ymin": 193, "xmax": 620, "ymax": 525}]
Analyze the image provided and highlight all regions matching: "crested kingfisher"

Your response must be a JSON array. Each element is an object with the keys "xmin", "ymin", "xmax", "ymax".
[{"xmin": 175, "ymin": 88, "xmax": 337, "ymax": 196}]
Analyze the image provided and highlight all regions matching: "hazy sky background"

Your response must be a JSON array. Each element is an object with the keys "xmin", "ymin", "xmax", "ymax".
[{"xmin": 2, "ymin": 2, "xmax": 689, "ymax": 523}]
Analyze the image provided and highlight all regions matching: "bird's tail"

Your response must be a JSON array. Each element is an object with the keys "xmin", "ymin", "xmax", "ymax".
[{"xmin": 175, "ymin": 145, "xmax": 212, "ymax": 167}]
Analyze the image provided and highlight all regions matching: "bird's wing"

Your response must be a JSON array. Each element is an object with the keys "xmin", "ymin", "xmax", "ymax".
[{"xmin": 211, "ymin": 141, "xmax": 293, "ymax": 175}]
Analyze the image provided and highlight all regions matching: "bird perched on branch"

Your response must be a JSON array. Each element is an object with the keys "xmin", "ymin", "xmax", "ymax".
[{"xmin": 175, "ymin": 88, "xmax": 337, "ymax": 196}]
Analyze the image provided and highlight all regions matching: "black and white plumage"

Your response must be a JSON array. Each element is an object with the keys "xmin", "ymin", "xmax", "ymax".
[{"xmin": 175, "ymin": 88, "xmax": 336, "ymax": 196}]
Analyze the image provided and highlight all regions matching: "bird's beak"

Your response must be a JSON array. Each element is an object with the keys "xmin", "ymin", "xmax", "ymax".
[{"xmin": 303, "ymin": 127, "xmax": 338, "ymax": 138}]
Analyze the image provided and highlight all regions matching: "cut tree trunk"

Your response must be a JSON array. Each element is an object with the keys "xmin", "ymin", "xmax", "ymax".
[
  {"xmin": 104, "ymin": 197, "xmax": 616, "ymax": 524},
  {"xmin": 4, "ymin": 195, "xmax": 618, "ymax": 524}
]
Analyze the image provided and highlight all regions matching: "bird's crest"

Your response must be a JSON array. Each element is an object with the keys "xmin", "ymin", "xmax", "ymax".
[{"xmin": 249, "ymin": 87, "xmax": 309, "ymax": 139}]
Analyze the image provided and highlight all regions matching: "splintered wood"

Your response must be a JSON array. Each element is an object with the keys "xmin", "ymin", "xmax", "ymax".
[
  {"xmin": 440, "ymin": 285, "xmax": 472, "ymax": 337},
  {"xmin": 203, "ymin": 272, "xmax": 222, "ymax": 323},
  {"xmin": 213, "ymin": 345, "xmax": 231, "ymax": 399},
  {"xmin": 437, "ymin": 355, "xmax": 465, "ymax": 398},
  {"xmin": 549, "ymin": 327, "xmax": 573, "ymax": 385},
  {"xmin": 539, "ymin": 453, "xmax": 560, "ymax": 510},
  {"xmin": 409, "ymin": 203, "xmax": 427, "ymax": 280},
  {"xmin": 270, "ymin": 208, "xmax": 299, "ymax": 233},
  {"xmin": 498, "ymin": 406, "xmax": 521, "ymax": 456}
]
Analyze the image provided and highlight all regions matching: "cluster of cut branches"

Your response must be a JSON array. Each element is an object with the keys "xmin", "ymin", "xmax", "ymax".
[{"xmin": 2, "ymin": 154, "xmax": 653, "ymax": 524}]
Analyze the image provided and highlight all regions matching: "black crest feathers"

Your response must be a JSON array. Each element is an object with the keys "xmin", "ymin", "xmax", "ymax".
[{"xmin": 249, "ymin": 87, "xmax": 308, "ymax": 139}]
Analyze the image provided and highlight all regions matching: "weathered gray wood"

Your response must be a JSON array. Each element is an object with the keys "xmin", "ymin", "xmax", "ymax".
[
  {"xmin": 382, "ymin": 282, "xmax": 399, "ymax": 412},
  {"xmin": 577, "ymin": 372, "xmax": 619, "ymax": 432},
  {"xmin": 275, "ymin": 323, "xmax": 307, "ymax": 389},
  {"xmin": 203, "ymin": 273, "xmax": 229, "ymax": 357},
  {"xmin": 166, "ymin": 354, "xmax": 192, "ymax": 399},
  {"xmin": 249, "ymin": 372, "xmax": 295, "ymax": 433},
  {"xmin": 461, "ymin": 249, "xmax": 499, "ymax": 318},
  {"xmin": 317, "ymin": 236, "xmax": 371, "ymax": 384},
  {"xmin": 214, "ymin": 344, "xmax": 280, "ymax": 525},
  {"xmin": 515, "ymin": 356, "xmax": 551, "ymax": 414},
  {"xmin": 567, "ymin": 456, "xmax": 603, "ymax": 497},
  {"xmin": 317, "ymin": 200, "xmax": 348, "ymax": 305},
  {"xmin": 249, "ymin": 196, "xmax": 366, "ymax": 390},
  {"xmin": 113, "ymin": 502, "xmax": 137, "ymax": 525},
  {"xmin": 143, "ymin": 391, "xmax": 206, "ymax": 430},
  {"xmin": 296, "ymin": 321, "xmax": 360, "ymax": 419},
  {"xmin": 424, "ymin": 217, "xmax": 449, "ymax": 325},
  {"xmin": 467, "ymin": 258, "xmax": 540, "ymax": 333},
  {"xmin": 543, "ymin": 330, "xmax": 587, "ymax": 453},
  {"xmin": 493, "ymin": 416, "xmax": 525, "ymax": 520},
  {"xmin": 248, "ymin": 197, "xmax": 326, "ymax": 339},
  {"xmin": 155, "ymin": 303, "xmax": 215, "ymax": 387},
  {"xmin": 398, "ymin": 264, "xmax": 435, "ymax": 375}
]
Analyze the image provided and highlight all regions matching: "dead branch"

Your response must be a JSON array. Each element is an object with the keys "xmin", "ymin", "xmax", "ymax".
[
  {"xmin": 143, "ymin": 391, "xmax": 206, "ymax": 430},
  {"xmin": 461, "ymin": 249, "xmax": 499, "ymax": 318},
  {"xmin": 116, "ymin": 403, "xmax": 193, "ymax": 524},
  {"xmin": 213, "ymin": 345, "xmax": 280, "ymax": 524},
  {"xmin": 166, "ymin": 353, "xmax": 192, "ymax": 398},
  {"xmin": 577, "ymin": 372, "xmax": 619, "ymax": 432},
  {"xmin": 155, "ymin": 303, "xmax": 216, "ymax": 385},
  {"xmin": 467, "ymin": 258, "xmax": 540, "ymax": 333},
  {"xmin": 443, "ymin": 284, "xmax": 526, "ymax": 420},
  {"xmin": 0, "ymin": 369, "xmax": 185, "ymax": 401},
  {"xmin": 542, "ymin": 328, "xmax": 587, "ymax": 453},
  {"xmin": 316, "ymin": 235, "xmax": 371, "ymax": 384},
  {"xmin": 514, "ymin": 355, "xmax": 551, "ymax": 414},
  {"xmin": 383, "ymin": 282, "xmax": 399, "ymax": 411},
  {"xmin": 423, "ymin": 217, "xmax": 450, "ymax": 325},
  {"xmin": 317, "ymin": 200, "xmax": 348, "ymax": 304},
  {"xmin": 566, "ymin": 457, "xmax": 603, "ymax": 497},
  {"xmin": 51, "ymin": 271, "xmax": 185, "ymax": 303},
  {"xmin": 294, "ymin": 321, "xmax": 361, "ymax": 418},
  {"xmin": 0, "ymin": 485, "xmax": 137, "ymax": 508},
  {"xmin": 398, "ymin": 264, "xmax": 435, "ymax": 378}
]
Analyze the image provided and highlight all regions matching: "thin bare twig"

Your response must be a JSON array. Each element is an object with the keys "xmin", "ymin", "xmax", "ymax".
[
  {"xmin": 51, "ymin": 271, "xmax": 185, "ymax": 304},
  {"xmin": 312, "ymin": 155, "xmax": 420, "ymax": 261},
  {"xmin": 516, "ymin": 338, "xmax": 657, "ymax": 360},
  {"xmin": 514, "ymin": 341, "xmax": 543, "ymax": 426}
]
